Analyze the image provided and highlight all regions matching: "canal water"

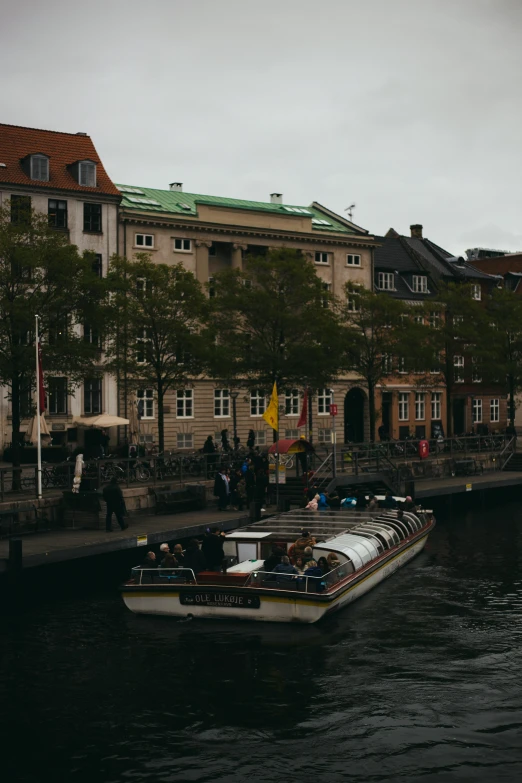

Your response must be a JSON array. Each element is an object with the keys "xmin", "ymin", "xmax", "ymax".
[{"xmin": 1, "ymin": 498, "xmax": 522, "ymax": 782}]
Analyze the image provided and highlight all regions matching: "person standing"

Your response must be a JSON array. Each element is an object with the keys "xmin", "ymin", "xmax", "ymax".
[
  {"xmin": 213, "ymin": 468, "xmax": 230, "ymax": 511},
  {"xmin": 102, "ymin": 477, "xmax": 128, "ymax": 531},
  {"xmin": 221, "ymin": 429, "xmax": 231, "ymax": 453},
  {"xmin": 202, "ymin": 527, "xmax": 226, "ymax": 570},
  {"xmin": 247, "ymin": 429, "xmax": 256, "ymax": 450}
]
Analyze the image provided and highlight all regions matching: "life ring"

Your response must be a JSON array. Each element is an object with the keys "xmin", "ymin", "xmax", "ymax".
[{"xmin": 418, "ymin": 439, "xmax": 430, "ymax": 459}]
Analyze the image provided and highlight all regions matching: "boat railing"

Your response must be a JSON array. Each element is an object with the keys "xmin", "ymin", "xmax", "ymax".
[
  {"xmin": 130, "ymin": 566, "xmax": 197, "ymax": 585},
  {"xmin": 244, "ymin": 563, "xmax": 350, "ymax": 593}
]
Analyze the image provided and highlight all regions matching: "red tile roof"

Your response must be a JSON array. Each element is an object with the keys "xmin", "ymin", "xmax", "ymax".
[{"xmin": 0, "ymin": 123, "xmax": 120, "ymax": 197}]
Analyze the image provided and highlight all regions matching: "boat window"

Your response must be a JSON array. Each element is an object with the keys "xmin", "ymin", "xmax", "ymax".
[
  {"xmin": 237, "ymin": 542, "xmax": 257, "ymax": 562},
  {"xmin": 223, "ymin": 540, "xmax": 237, "ymax": 557},
  {"xmin": 353, "ymin": 529, "xmax": 384, "ymax": 553},
  {"xmin": 404, "ymin": 513, "xmax": 420, "ymax": 532},
  {"xmin": 361, "ymin": 525, "xmax": 390, "ymax": 550},
  {"xmin": 382, "ymin": 519, "xmax": 409, "ymax": 540},
  {"xmin": 373, "ymin": 519, "xmax": 401, "ymax": 545}
]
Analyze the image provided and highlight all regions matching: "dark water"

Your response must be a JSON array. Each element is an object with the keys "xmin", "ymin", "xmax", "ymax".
[{"xmin": 2, "ymin": 499, "xmax": 522, "ymax": 783}]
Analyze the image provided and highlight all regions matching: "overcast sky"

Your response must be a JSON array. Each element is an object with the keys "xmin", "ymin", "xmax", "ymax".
[{"xmin": 2, "ymin": 0, "xmax": 521, "ymax": 254}]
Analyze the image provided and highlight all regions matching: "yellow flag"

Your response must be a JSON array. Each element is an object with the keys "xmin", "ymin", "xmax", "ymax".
[{"xmin": 262, "ymin": 382, "xmax": 279, "ymax": 431}]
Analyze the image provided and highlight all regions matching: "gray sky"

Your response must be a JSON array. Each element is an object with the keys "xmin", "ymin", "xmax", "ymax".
[{"xmin": 2, "ymin": 0, "xmax": 522, "ymax": 254}]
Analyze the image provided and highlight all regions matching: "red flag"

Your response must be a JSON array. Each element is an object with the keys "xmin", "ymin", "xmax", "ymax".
[
  {"xmin": 297, "ymin": 389, "xmax": 308, "ymax": 428},
  {"xmin": 38, "ymin": 342, "xmax": 46, "ymax": 412}
]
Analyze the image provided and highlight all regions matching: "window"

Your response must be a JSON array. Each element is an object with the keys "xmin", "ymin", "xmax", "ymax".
[
  {"xmin": 285, "ymin": 389, "xmax": 299, "ymax": 416},
  {"xmin": 381, "ymin": 353, "xmax": 392, "ymax": 373},
  {"xmin": 176, "ymin": 389, "xmax": 193, "ymax": 418},
  {"xmin": 84, "ymin": 323, "xmax": 101, "ymax": 348},
  {"xmin": 177, "ymin": 432, "xmax": 194, "ymax": 449},
  {"xmin": 285, "ymin": 428, "xmax": 299, "ymax": 439},
  {"xmin": 472, "ymin": 357, "xmax": 482, "ymax": 383},
  {"xmin": 312, "ymin": 218, "xmax": 331, "ymax": 226},
  {"xmin": 398, "ymin": 357, "xmax": 407, "ymax": 374},
  {"xmin": 412, "ymin": 275, "xmax": 428, "ymax": 293},
  {"xmin": 255, "ymin": 430, "xmax": 267, "ymax": 446},
  {"xmin": 431, "ymin": 392, "xmax": 441, "ymax": 420},
  {"xmin": 48, "ymin": 199, "xmax": 67, "ymax": 228},
  {"xmin": 283, "ymin": 206, "xmax": 312, "ymax": 214},
  {"xmin": 318, "ymin": 428, "xmax": 332, "ymax": 443},
  {"xmin": 347, "ymin": 294, "xmax": 360, "ymax": 312},
  {"xmin": 48, "ymin": 377, "xmax": 67, "ymax": 415},
  {"xmin": 135, "ymin": 233, "xmax": 154, "ymax": 248},
  {"xmin": 453, "ymin": 315, "xmax": 464, "ymax": 336},
  {"xmin": 398, "ymin": 392, "xmax": 409, "ymax": 421},
  {"xmin": 49, "ymin": 314, "xmax": 68, "ymax": 344},
  {"xmin": 321, "ymin": 282, "xmax": 331, "ymax": 308},
  {"xmin": 315, "ymin": 251, "xmax": 329, "ymax": 265},
  {"xmin": 214, "ymin": 389, "xmax": 230, "ymax": 417},
  {"xmin": 174, "ymin": 238, "xmax": 192, "ymax": 252},
  {"xmin": 415, "ymin": 393, "xmax": 425, "ymax": 420},
  {"xmin": 92, "ymin": 254, "xmax": 103, "ymax": 277},
  {"xmin": 472, "ymin": 398, "xmax": 483, "ymax": 424},
  {"xmin": 136, "ymin": 328, "xmax": 152, "ymax": 363},
  {"xmin": 317, "ymin": 388, "xmax": 332, "ymax": 415},
  {"xmin": 84, "ymin": 378, "xmax": 101, "ymax": 414},
  {"xmin": 472, "ymin": 284, "xmax": 482, "ymax": 301},
  {"xmin": 429, "ymin": 311, "xmax": 441, "ymax": 328},
  {"xmin": 79, "ymin": 161, "xmax": 96, "ymax": 187},
  {"xmin": 137, "ymin": 389, "xmax": 154, "ymax": 419},
  {"xmin": 250, "ymin": 390, "xmax": 266, "ymax": 416},
  {"xmin": 377, "ymin": 272, "xmax": 394, "ymax": 290},
  {"xmin": 346, "ymin": 254, "xmax": 361, "ymax": 266},
  {"xmin": 30, "ymin": 154, "xmax": 49, "ymax": 181},
  {"xmin": 10, "ymin": 195, "xmax": 31, "ymax": 225},
  {"xmin": 136, "ymin": 277, "xmax": 153, "ymax": 298},
  {"xmin": 454, "ymin": 355, "xmax": 464, "ymax": 383},
  {"xmin": 83, "ymin": 203, "xmax": 102, "ymax": 232},
  {"xmin": 430, "ymin": 353, "xmax": 442, "ymax": 374},
  {"xmin": 414, "ymin": 314, "xmax": 424, "ymax": 325},
  {"xmin": 490, "ymin": 398, "xmax": 500, "ymax": 423}
]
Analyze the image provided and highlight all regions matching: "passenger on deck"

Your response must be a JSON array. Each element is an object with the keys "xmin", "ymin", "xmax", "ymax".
[
  {"xmin": 202, "ymin": 527, "xmax": 226, "ymax": 570},
  {"xmin": 355, "ymin": 491, "xmax": 367, "ymax": 509},
  {"xmin": 404, "ymin": 495, "xmax": 416, "ymax": 511},
  {"xmin": 327, "ymin": 490, "xmax": 341, "ymax": 510},
  {"xmin": 318, "ymin": 492, "xmax": 330, "ymax": 510},
  {"xmin": 327, "ymin": 552, "xmax": 341, "ymax": 570},
  {"xmin": 184, "ymin": 539, "xmax": 207, "ymax": 575},
  {"xmin": 159, "ymin": 543, "xmax": 170, "ymax": 559},
  {"xmin": 272, "ymin": 556, "xmax": 299, "ymax": 580},
  {"xmin": 160, "ymin": 553, "xmax": 178, "ymax": 570},
  {"xmin": 142, "ymin": 551, "xmax": 157, "ymax": 568},
  {"xmin": 305, "ymin": 495, "xmax": 319, "ymax": 511},
  {"xmin": 294, "ymin": 556, "xmax": 306, "ymax": 575},
  {"xmin": 317, "ymin": 556, "xmax": 330, "ymax": 575},
  {"xmin": 173, "ymin": 544, "xmax": 186, "ymax": 566},
  {"xmin": 303, "ymin": 560, "xmax": 322, "ymax": 578},
  {"xmin": 382, "ymin": 490, "xmax": 398, "ymax": 509},
  {"xmin": 263, "ymin": 545, "xmax": 285, "ymax": 573},
  {"xmin": 303, "ymin": 546, "xmax": 316, "ymax": 569}
]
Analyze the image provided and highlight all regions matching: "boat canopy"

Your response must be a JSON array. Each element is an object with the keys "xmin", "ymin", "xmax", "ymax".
[{"xmin": 268, "ymin": 438, "xmax": 314, "ymax": 454}]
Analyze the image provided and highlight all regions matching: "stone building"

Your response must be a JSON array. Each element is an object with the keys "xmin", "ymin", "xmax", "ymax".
[
  {"xmin": 116, "ymin": 183, "xmax": 378, "ymax": 450},
  {"xmin": 0, "ymin": 123, "xmax": 120, "ymax": 452}
]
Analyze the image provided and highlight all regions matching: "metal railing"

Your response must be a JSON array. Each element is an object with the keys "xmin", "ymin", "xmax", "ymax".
[{"xmin": 130, "ymin": 566, "xmax": 197, "ymax": 584}]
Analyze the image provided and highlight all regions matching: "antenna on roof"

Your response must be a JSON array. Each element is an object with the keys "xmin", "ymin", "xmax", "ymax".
[{"xmin": 345, "ymin": 203, "xmax": 356, "ymax": 222}]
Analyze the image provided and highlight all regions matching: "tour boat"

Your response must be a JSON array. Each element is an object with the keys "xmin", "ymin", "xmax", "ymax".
[{"xmin": 121, "ymin": 503, "xmax": 435, "ymax": 624}]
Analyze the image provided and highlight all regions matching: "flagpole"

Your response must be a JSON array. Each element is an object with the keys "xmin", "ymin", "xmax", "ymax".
[{"xmin": 35, "ymin": 315, "xmax": 42, "ymax": 500}]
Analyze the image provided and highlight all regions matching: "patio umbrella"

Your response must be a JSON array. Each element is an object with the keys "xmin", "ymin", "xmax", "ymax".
[
  {"xmin": 25, "ymin": 413, "xmax": 52, "ymax": 443},
  {"xmin": 73, "ymin": 413, "xmax": 129, "ymax": 428},
  {"xmin": 128, "ymin": 393, "xmax": 139, "ymax": 444},
  {"xmin": 72, "ymin": 453, "xmax": 84, "ymax": 494}
]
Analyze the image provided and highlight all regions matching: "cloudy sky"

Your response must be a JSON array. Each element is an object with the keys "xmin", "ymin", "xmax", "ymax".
[{"xmin": 2, "ymin": 0, "xmax": 521, "ymax": 254}]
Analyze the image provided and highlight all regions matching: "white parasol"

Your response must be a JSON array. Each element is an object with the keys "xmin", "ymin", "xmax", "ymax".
[
  {"xmin": 72, "ymin": 453, "xmax": 84, "ymax": 494},
  {"xmin": 73, "ymin": 413, "xmax": 130, "ymax": 428},
  {"xmin": 25, "ymin": 413, "xmax": 51, "ymax": 443}
]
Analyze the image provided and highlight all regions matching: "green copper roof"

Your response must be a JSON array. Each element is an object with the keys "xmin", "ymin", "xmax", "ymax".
[{"xmin": 116, "ymin": 184, "xmax": 356, "ymax": 234}]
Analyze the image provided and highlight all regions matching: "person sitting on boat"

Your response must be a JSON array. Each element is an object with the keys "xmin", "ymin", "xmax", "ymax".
[
  {"xmin": 303, "ymin": 559, "xmax": 325, "ymax": 591},
  {"xmin": 367, "ymin": 494, "xmax": 379, "ymax": 511},
  {"xmin": 381, "ymin": 490, "xmax": 398, "ymax": 509},
  {"xmin": 263, "ymin": 544, "xmax": 285, "ymax": 574},
  {"xmin": 403, "ymin": 495, "xmax": 416, "ymax": 511},
  {"xmin": 294, "ymin": 531, "xmax": 317, "ymax": 560},
  {"xmin": 142, "ymin": 551, "xmax": 157, "ymax": 568},
  {"xmin": 184, "ymin": 539, "xmax": 207, "ymax": 576},
  {"xmin": 173, "ymin": 543, "xmax": 186, "ymax": 566},
  {"xmin": 317, "ymin": 556, "xmax": 330, "ymax": 575},
  {"xmin": 159, "ymin": 553, "xmax": 178, "ymax": 571},
  {"xmin": 303, "ymin": 546, "xmax": 316, "ymax": 569},
  {"xmin": 159, "ymin": 542, "xmax": 170, "ymax": 560},
  {"xmin": 327, "ymin": 552, "xmax": 341, "ymax": 570},
  {"xmin": 294, "ymin": 556, "xmax": 306, "ymax": 575},
  {"xmin": 272, "ymin": 556, "xmax": 299, "ymax": 581}
]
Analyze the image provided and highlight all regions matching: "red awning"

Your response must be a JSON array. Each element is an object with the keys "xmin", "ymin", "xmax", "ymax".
[{"xmin": 268, "ymin": 438, "xmax": 315, "ymax": 454}]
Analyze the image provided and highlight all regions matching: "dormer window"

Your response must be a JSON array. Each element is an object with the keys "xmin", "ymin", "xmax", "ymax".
[
  {"xmin": 30, "ymin": 154, "xmax": 49, "ymax": 181},
  {"xmin": 412, "ymin": 275, "xmax": 428, "ymax": 293},
  {"xmin": 79, "ymin": 160, "xmax": 97, "ymax": 187},
  {"xmin": 377, "ymin": 271, "xmax": 395, "ymax": 290}
]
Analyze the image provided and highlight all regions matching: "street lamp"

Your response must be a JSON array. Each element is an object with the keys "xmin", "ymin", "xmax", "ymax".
[{"xmin": 230, "ymin": 390, "xmax": 239, "ymax": 451}]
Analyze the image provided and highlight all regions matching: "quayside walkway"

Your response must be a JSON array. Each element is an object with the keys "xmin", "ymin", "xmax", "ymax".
[{"xmin": 0, "ymin": 507, "xmax": 249, "ymax": 572}]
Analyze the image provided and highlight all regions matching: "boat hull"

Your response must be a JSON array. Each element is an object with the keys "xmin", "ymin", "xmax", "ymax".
[{"xmin": 122, "ymin": 533, "xmax": 429, "ymax": 624}]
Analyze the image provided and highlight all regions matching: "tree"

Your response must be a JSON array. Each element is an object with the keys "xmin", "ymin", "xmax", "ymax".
[
  {"xmin": 0, "ymin": 201, "xmax": 106, "ymax": 475},
  {"xmin": 337, "ymin": 284, "xmax": 407, "ymax": 441},
  {"xmin": 105, "ymin": 255, "xmax": 208, "ymax": 453},
  {"xmin": 207, "ymin": 249, "xmax": 343, "ymax": 427},
  {"xmin": 484, "ymin": 286, "xmax": 522, "ymax": 427}
]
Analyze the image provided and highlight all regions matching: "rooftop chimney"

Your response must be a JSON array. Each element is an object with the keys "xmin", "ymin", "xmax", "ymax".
[
  {"xmin": 410, "ymin": 224, "xmax": 423, "ymax": 239},
  {"xmin": 270, "ymin": 193, "xmax": 283, "ymax": 204},
  {"xmin": 76, "ymin": 132, "xmax": 88, "ymax": 136},
  {"xmin": 169, "ymin": 182, "xmax": 183, "ymax": 192}
]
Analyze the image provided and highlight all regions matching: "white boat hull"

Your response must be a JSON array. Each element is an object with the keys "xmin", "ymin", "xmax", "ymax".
[{"xmin": 122, "ymin": 534, "xmax": 428, "ymax": 624}]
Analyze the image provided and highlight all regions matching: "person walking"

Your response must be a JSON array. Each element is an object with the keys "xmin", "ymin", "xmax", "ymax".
[{"xmin": 103, "ymin": 477, "xmax": 128, "ymax": 531}]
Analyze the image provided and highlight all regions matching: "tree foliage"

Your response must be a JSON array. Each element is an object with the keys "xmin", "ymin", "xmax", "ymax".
[
  {"xmin": 0, "ymin": 201, "xmax": 106, "ymax": 470},
  {"xmin": 105, "ymin": 254, "xmax": 208, "ymax": 452},
  {"xmin": 483, "ymin": 286, "xmax": 522, "ymax": 425}
]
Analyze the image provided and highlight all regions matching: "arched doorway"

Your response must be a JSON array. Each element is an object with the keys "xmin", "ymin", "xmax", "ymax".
[{"xmin": 344, "ymin": 388, "xmax": 365, "ymax": 443}]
